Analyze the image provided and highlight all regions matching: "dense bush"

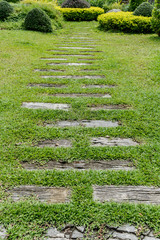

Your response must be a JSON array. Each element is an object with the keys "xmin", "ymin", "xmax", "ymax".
[
  {"xmin": 0, "ymin": 0, "xmax": 13, "ymax": 20},
  {"xmin": 57, "ymin": 6, "xmax": 104, "ymax": 20},
  {"xmin": 133, "ymin": 2, "xmax": 153, "ymax": 17},
  {"xmin": 152, "ymin": 0, "xmax": 160, "ymax": 36},
  {"xmin": 24, "ymin": 8, "xmax": 52, "ymax": 32},
  {"xmin": 129, "ymin": 0, "xmax": 146, "ymax": 11},
  {"xmin": 61, "ymin": 0, "xmax": 90, "ymax": 8},
  {"xmin": 98, "ymin": 12, "xmax": 152, "ymax": 33},
  {"xmin": 88, "ymin": 0, "xmax": 105, "ymax": 8}
]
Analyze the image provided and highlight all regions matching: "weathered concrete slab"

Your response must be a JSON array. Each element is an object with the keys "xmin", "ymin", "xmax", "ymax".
[
  {"xmin": 58, "ymin": 47, "xmax": 94, "ymax": 49},
  {"xmin": 41, "ymin": 75, "xmax": 105, "ymax": 79},
  {"xmin": 91, "ymin": 137, "xmax": 138, "ymax": 147},
  {"xmin": 10, "ymin": 186, "xmax": 70, "ymax": 203},
  {"xmin": 0, "ymin": 225, "xmax": 7, "ymax": 239},
  {"xmin": 37, "ymin": 139, "xmax": 72, "ymax": 148},
  {"xmin": 22, "ymin": 102, "xmax": 70, "ymax": 111},
  {"xmin": 90, "ymin": 105, "xmax": 130, "ymax": 110},
  {"xmin": 22, "ymin": 160, "xmax": 135, "ymax": 171},
  {"xmin": 50, "ymin": 93, "xmax": 111, "ymax": 98},
  {"xmin": 82, "ymin": 84, "xmax": 115, "ymax": 88},
  {"xmin": 45, "ymin": 120, "xmax": 118, "ymax": 128},
  {"xmin": 48, "ymin": 63, "xmax": 92, "ymax": 66},
  {"xmin": 34, "ymin": 69, "xmax": 65, "ymax": 72},
  {"xmin": 51, "ymin": 54, "xmax": 94, "ymax": 57},
  {"xmin": 41, "ymin": 58, "xmax": 67, "ymax": 60},
  {"xmin": 93, "ymin": 185, "xmax": 160, "ymax": 204},
  {"xmin": 28, "ymin": 84, "xmax": 67, "ymax": 88}
]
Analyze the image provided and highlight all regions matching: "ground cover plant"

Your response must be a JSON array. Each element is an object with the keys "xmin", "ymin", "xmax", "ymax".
[{"xmin": 0, "ymin": 21, "xmax": 160, "ymax": 239}]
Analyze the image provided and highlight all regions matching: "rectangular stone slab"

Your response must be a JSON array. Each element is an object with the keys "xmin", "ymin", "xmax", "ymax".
[
  {"xmin": 28, "ymin": 84, "xmax": 67, "ymax": 88},
  {"xmin": 91, "ymin": 137, "xmax": 138, "ymax": 146},
  {"xmin": 48, "ymin": 63, "xmax": 92, "ymax": 66},
  {"xmin": 93, "ymin": 185, "xmax": 160, "ymax": 205},
  {"xmin": 41, "ymin": 75, "xmax": 104, "ymax": 79},
  {"xmin": 37, "ymin": 139, "xmax": 72, "ymax": 148},
  {"xmin": 58, "ymin": 47, "xmax": 94, "ymax": 49},
  {"xmin": 51, "ymin": 54, "xmax": 94, "ymax": 57},
  {"xmin": 10, "ymin": 186, "xmax": 70, "ymax": 203},
  {"xmin": 22, "ymin": 160, "xmax": 135, "ymax": 171},
  {"xmin": 41, "ymin": 58, "xmax": 67, "ymax": 60},
  {"xmin": 90, "ymin": 105, "xmax": 130, "ymax": 110},
  {"xmin": 34, "ymin": 69, "xmax": 65, "ymax": 72},
  {"xmin": 22, "ymin": 102, "xmax": 70, "ymax": 111},
  {"xmin": 82, "ymin": 85, "xmax": 115, "ymax": 88},
  {"xmin": 50, "ymin": 94, "xmax": 111, "ymax": 98},
  {"xmin": 45, "ymin": 120, "xmax": 118, "ymax": 128}
]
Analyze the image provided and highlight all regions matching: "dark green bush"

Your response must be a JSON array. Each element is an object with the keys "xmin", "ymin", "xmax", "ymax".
[
  {"xmin": 88, "ymin": 0, "xmax": 105, "ymax": 8},
  {"xmin": 61, "ymin": 0, "xmax": 90, "ymax": 8},
  {"xmin": 129, "ymin": 0, "xmax": 146, "ymax": 11},
  {"xmin": 152, "ymin": 0, "xmax": 160, "ymax": 36},
  {"xmin": 0, "ymin": 0, "xmax": 13, "ymax": 21},
  {"xmin": 24, "ymin": 8, "xmax": 52, "ymax": 32},
  {"xmin": 133, "ymin": 2, "xmax": 153, "ymax": 17}
]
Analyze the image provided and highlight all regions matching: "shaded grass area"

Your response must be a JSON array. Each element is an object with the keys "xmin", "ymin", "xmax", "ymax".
[{"xmin": 0, "ymin": 22, "xmax": 160, "ymax": 238}]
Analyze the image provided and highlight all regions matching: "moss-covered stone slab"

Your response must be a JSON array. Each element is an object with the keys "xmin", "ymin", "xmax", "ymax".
[
  {"xmin": 10, "ymin": 186, "xmax": 71, "ymax": 203},
  {"xmin": 93, "ymin": 185, "xmax": 160, "ymax": 204},
  {"xmin": 36, "ymin": 139, "xmax": 72, "ymax": 148}
]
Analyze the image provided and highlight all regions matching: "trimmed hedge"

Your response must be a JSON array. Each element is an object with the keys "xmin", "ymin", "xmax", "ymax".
[
  {"xmin": 98, "ymin": 12, "xmax": 152, "ymax": 33},
  {"xmin": 0, "ymin": 0, "xmax": 13, "ymax": 21},
  {"xmin": 24, "ymin": 8, "xmax": 52, "ymax": 32},
  {"xmin": 133, "ymin": 2, "xmax": 153, "ymax": 17},
  {"xmin": 152, "ymin": 0, "xmax": 160, "ymax": 36},
  {"xmin": 57, "ymin": 6, "xmax": 104, "ymax": 21}
]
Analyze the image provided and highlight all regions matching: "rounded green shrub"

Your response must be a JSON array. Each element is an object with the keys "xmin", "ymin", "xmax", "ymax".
[
  {"xmin": 152, "ymin": 0, "xmax": 160, "ymax": 36},
  {"xmin": 0, "ymin": 0, "xmax": 13, "ymax": 21},
  {"xmin": 61, "ymin": 0, "xmax": 90, "ymax": 8},
  {"xmin": 133, "ymin": 2, "xmax": 153, "ymax": 17},
  {"xmin": 129, "ymin": 0, "xmax": 146, "ymax": 11},
  {"xmin": 24, "ymin": 8, "xmax": 52, "ymax": 32}
]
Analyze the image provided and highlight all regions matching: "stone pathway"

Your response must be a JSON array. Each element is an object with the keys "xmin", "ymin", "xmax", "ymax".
[
  {"xmin": 0, "ymin": 225, "xmax": 7, "ymax": 239},
  {"xmin": 44, "ymin": 224, "xmax": 160, "ymax": 240}
]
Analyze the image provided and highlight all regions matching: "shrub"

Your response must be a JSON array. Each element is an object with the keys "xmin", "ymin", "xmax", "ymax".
[
  {"xmin": 129, "ymin": 0, "xmax": 146, "ymax": 11},
  {"xmin": 133, "ymin": 2, "xmax": 153, "ymax": 17},
  {"xmin": 57, "ymin": 6, "xmax": 104, "ymax": 20},
  {"xmin": 98, "ymin": 11, "xmax": 152, "ymax": 33},
  {"xmin": 24, "ymin": 8, "xmax": 52, "ymax": 32},
  {"xmin": 152, "ymin": 0, "xmax": 160, "ymax": 36},
  {"xmin": 88, "ymin": 0, "xmax": 105, "ymax": 8},
  {"xmin": 0, "ymin": 0, "xmax": 13, "ymax": 21},
  {"xmin": 61, "ymin": 0, "xmax": 90, "ymax": 8}
]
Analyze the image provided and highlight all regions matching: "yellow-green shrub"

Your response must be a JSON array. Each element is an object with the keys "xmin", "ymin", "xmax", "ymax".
[
  {"xmin": 57, "ymin": 6, "xmax": 104, "ymax": 21},
  {"xmin": 98, "ymin": 12, "xmax": 152, "ymax": 33}
]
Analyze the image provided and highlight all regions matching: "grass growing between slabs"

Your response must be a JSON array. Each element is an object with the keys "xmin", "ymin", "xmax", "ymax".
[{"xmin": 0, "ymin": 21, "xmax": 160, "ymax": 238}]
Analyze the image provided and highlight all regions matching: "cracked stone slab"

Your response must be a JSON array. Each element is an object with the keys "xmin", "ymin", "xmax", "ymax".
[
  {"xmin": 58, "ymin": 47, "xmax": 94, "ymax": 49},
  {"xmin": 22, "ymin": 160, "xmax": 135, "ymax": 171},
  {"xmin": 143, "ymin": 237, "xmax": 160, "ymax": 240},
  {"xmin": 22, "ymin": 102, "xmax": 70, "ymax": 111},
  {"xmin": 28, "ymin": 84, "xmax": 67, "ymax": 88},
  {"xmin": 112, "ymin": 232, "xmax": 138, "ymax": 240},
  {"xmin": 41, "ymin": 75, "xmax": 105, "ymax": 79},
  {"xmin": 93, "ymin": 185, "xmax": 160, "ymax": 204},
  {"xmin": 34, "ymin": 69, "xmax": 65, "ymax": 72},
  {"xmin": 91, "ymin": 137, "xmax": 138, "ymax": 147},
  {"xmin": 45, "ymin": 120, "xmax": 118, "ymax": 128},
  {"xmin": 10, "ymin": 186, "xmax": 70, "ymax": 203},
  {"xmin": 0, "ymin": 225, "xmax": 7, "ymax": 239},
  {"xmin": 117, "ymin": 225, "xmax": 136, "ymax": 234},
  {"xmin": 82, "ymin": 84, "xmax": 115, "ymax": 88},
  {"xmin": 47, "ymin": 63, "xmax": 92, "ymax": 66},
  {"xmin": 50, "ymin": 93, "xmax": 111, "ymax": 98},
  {"xmin": 41, "ymin": 58, "xmax": 67, "ymax": 60},
  {"xmin": 46, "ymin": 227, "xmax": 66, "ymax": 239},
  {"xmin": 36, "ymin": 139, "xmax": 72, "ymax": 148},
  {"xmin": 90, "ymin": 105, "xmax": 130, "ymax": 110}
]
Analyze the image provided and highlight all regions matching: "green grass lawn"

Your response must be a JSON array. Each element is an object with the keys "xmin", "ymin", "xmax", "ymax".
[{"xmin": 0, "ymin": 21, "xmax": 160, "ymax": 239}]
